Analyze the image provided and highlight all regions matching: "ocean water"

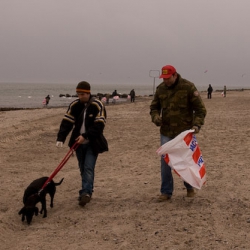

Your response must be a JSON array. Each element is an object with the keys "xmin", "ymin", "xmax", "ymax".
[
  {"xmin": 0, "ymin": 82, "xmax": 156, "ymax": 109},
  {"xmin": 1, "ymin": 82, "xmax": 247, "ymax": 109}
]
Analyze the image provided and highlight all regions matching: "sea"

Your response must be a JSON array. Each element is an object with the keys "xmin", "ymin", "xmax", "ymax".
[
  {"xmin": 0, "ymin": 82, "xmax": 248, "ymax": 109},
  {"xmin": 0, "ymin": 82, "xmax": 157, "ymax": 109}
]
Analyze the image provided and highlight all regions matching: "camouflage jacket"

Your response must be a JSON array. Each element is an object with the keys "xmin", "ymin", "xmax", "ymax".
[{"xmin": 150, "ymin": 74, "xmax": 207, "ymax": 138}]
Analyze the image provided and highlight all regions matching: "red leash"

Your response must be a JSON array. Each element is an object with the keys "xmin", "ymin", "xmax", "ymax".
[{"xmin": 39, "ymin": 142, "xmax": 79, "ymax": 194}]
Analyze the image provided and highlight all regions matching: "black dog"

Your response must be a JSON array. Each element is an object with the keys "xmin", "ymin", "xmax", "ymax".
[{"xmin": 18, "ymin": 177, "xmax": 64, "ymax": 225}]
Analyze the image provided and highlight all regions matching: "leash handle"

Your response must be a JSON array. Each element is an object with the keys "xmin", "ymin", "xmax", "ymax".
[{"xmin": 39, "ymin": 142, "xmax": 79, "ymax": 193}]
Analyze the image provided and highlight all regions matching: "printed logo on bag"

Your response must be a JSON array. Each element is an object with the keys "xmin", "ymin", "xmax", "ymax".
[
  {"xmin": 156, "ymin": 130, "xmax": 206, "ymax": 189},
  {"xmin": 183, "ymin": 132, "xmax": 206, "ymax": 179}
]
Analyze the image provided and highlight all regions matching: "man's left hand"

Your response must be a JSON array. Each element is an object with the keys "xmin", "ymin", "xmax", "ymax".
[{"xmin": 192, "ymin": 126, "xmax": 200, "ymax": 134}]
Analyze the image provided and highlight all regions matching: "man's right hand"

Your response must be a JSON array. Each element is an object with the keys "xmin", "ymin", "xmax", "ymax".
[
  {"xmin": 153, "ymin": 116, "xmax": 162, "ymax": 126},
  {"xmin": 56, "ymin": 141, "xmax": 63, "ymax": 147}
]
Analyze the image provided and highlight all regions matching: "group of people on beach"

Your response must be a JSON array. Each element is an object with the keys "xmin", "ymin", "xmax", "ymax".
[
  {"xmin": 55, "ymin": 64, "xmax": 207, "ymax": 206},
  {"xmin": 43, "ymin": 88, "xmax": 136, "ymax": 107}
]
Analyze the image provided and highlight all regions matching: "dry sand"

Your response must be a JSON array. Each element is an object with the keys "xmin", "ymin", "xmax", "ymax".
[{"xmin": 0, "ymin": 91, "xmax": 250, "ymax": 250}]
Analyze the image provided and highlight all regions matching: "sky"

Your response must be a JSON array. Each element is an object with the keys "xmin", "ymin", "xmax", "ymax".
[{"xmin": 1, "ymin": 0, "xmax": 250, "ymax": 88}]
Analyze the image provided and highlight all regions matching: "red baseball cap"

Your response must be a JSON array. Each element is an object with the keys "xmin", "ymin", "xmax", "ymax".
[{"xmin": 159, "ymin": 65, "xmax": 176, "ymax": 79}]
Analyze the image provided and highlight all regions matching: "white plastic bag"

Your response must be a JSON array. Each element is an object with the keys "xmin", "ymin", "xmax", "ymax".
[{"xmin": 156, "ymin": 129, "xmax": 206, "ymax": 189}]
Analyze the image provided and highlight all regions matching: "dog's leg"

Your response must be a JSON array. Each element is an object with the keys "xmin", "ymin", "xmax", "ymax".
[
  {"xmin": 50, "ymin": 195, "xmax": 54, "ymax": 208},
  {"xmin": 18, "ymin": 208, "xmax": 26, "ymax": 222},
  {"xmin": 34, "ymin": 207, "xmax": 39, "ymax": 216},
  {"xmin": 40, "ymin": 197, "xmax": 47, "ymax": 218},
  {"xmin": 49, "ymin": 188, "xmax": 56, "ymax": 208},
  {"xmin": 49, "ymin": 178, "xmax": 64, "ymax": 208},
  {"xmin": 18, "ymin": 208, "xmax": 23, "ymax": 215}
]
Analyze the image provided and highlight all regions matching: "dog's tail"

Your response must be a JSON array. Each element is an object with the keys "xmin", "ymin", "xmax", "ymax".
[{"xmin": 54, "ymin": 178, "xmax": 64, "ymax": 186}]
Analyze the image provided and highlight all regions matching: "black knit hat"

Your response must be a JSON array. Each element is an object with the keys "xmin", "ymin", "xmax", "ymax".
[{"xmin": 76, "ymin": 81, "xmax": 91, "ymax": 93}]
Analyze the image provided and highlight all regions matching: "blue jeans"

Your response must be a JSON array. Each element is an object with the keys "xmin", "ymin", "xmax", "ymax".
[
  {"xmin": 160, "ymin": 134, "xmax": 193, "ymax": 196},
  {"xmin": 76, "ymin": 143, "xmax": 98, "ymax": 196}
]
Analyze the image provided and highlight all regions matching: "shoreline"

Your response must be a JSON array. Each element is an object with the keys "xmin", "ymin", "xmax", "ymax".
[
  {"xmin": 0, "ymin": 96, "xmax": 152, "ymax": 111},
  {"xmin": 1, "ymin": 89, "xmax": 249, "ymax": 111}
]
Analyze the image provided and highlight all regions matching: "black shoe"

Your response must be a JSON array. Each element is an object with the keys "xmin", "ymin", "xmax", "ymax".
[
  {"xmin": 79, "ymin": 193, "xmax": 91, "ymax": 206},
  {"xmin": 157, "ymin": 194, "xmax": 171, "ymax": 202},
  {"xmin": 187, "ymin": 188, "xmax": 195, "ymax": 197}
]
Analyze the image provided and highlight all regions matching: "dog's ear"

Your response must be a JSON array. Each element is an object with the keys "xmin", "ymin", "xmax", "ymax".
[
  {"xmin": 34, "ymin": 207, "xmax": 39, "ymax": 216},
  {"xmin": 18, "ymin": 207, "xmax": 25, "ymax": 215}
]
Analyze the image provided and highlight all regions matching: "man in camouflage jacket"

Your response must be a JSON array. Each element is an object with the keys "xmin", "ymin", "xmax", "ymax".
[{"xmin": 150, "ymin": 65, "xmax": 206, "ymax": 201}]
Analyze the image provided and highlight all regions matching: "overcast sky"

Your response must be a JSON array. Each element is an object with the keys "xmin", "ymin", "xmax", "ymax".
[{"xmin": 1, "ymin": 0, "xmax": 250, "ymax": 88}]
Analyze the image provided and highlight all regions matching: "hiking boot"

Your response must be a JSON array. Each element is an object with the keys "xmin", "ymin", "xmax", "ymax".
[
  {"xmin": 157, "ymin": 194, "xmax": 171, "ymax": 202},
  {"xmin": 187, "ymin": 188, "xmax": 195, "ymax": 197},
  {"xmin": 79, "ymin": 193, "xmax": 91, "ymax": 206}
]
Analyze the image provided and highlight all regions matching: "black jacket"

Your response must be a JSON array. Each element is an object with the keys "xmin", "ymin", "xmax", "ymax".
[
  {"xmin": 57, "ymin": 96, "xmax": 108, "ymax": 155},
  {"xmin": 207, "ymin": 86, "xmax": 213, "ymax": 93}
]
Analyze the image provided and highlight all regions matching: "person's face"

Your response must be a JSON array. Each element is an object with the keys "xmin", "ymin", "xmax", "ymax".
[
  {"xmin": 77, "ymin": 92, "xmax": 90, "ymax": 103},
  {"xmin": 163, "ymin": 73, "xmax": 177, "ymax": 87}
]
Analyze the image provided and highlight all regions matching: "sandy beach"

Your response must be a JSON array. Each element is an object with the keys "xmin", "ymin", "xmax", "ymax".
[{"xmin": 0, "ymin": 90, "xmax": 250, "ymax": 250}]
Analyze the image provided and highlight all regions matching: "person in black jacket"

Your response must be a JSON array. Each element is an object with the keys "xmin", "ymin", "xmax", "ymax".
[
  {"xmin": 56, "ymin": 81, "xmax": 108, "ymax": 206},
  {"xmin": 45, "ymin": 95, "xmax": 50, "ymax": 105},
  {"xmin": 207, "ymin": 84, "xmax": 213, "ymax": 99},
  {"xmin": 112, "ymin": 90, "xmax": 118, "ymax": 97},
  {"xmin": 129, "ymin": 89, "xmax": 135, "ymax": 102}
]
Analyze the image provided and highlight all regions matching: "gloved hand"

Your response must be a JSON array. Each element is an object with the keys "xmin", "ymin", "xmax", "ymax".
[
  {"xmin": 56, "ymin": 141, "xmax": 63, "ymax": 147},
  {"xmin": 192, "ymin": 126, "xmax": 200, "ymax": 134},
  {"xmin": 153, "ymin": 115, "xmax": 162, "ymax": 126}
]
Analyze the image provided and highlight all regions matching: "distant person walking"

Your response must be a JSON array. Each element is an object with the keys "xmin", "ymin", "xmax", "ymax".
[
  {"xmin": 45, "ymin": 95, "xmax": 50, "ymax": 105},
  {"xmin": 129, "ymin": 89, "xmax": 135, "ymax": 102},
  {"xmin": 223, "ymin": 85, "xmax": 227, "ymax": 97},
  {"xmin": 207, "ymin": 84, "xmax": 213, "ymax": 99}
]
